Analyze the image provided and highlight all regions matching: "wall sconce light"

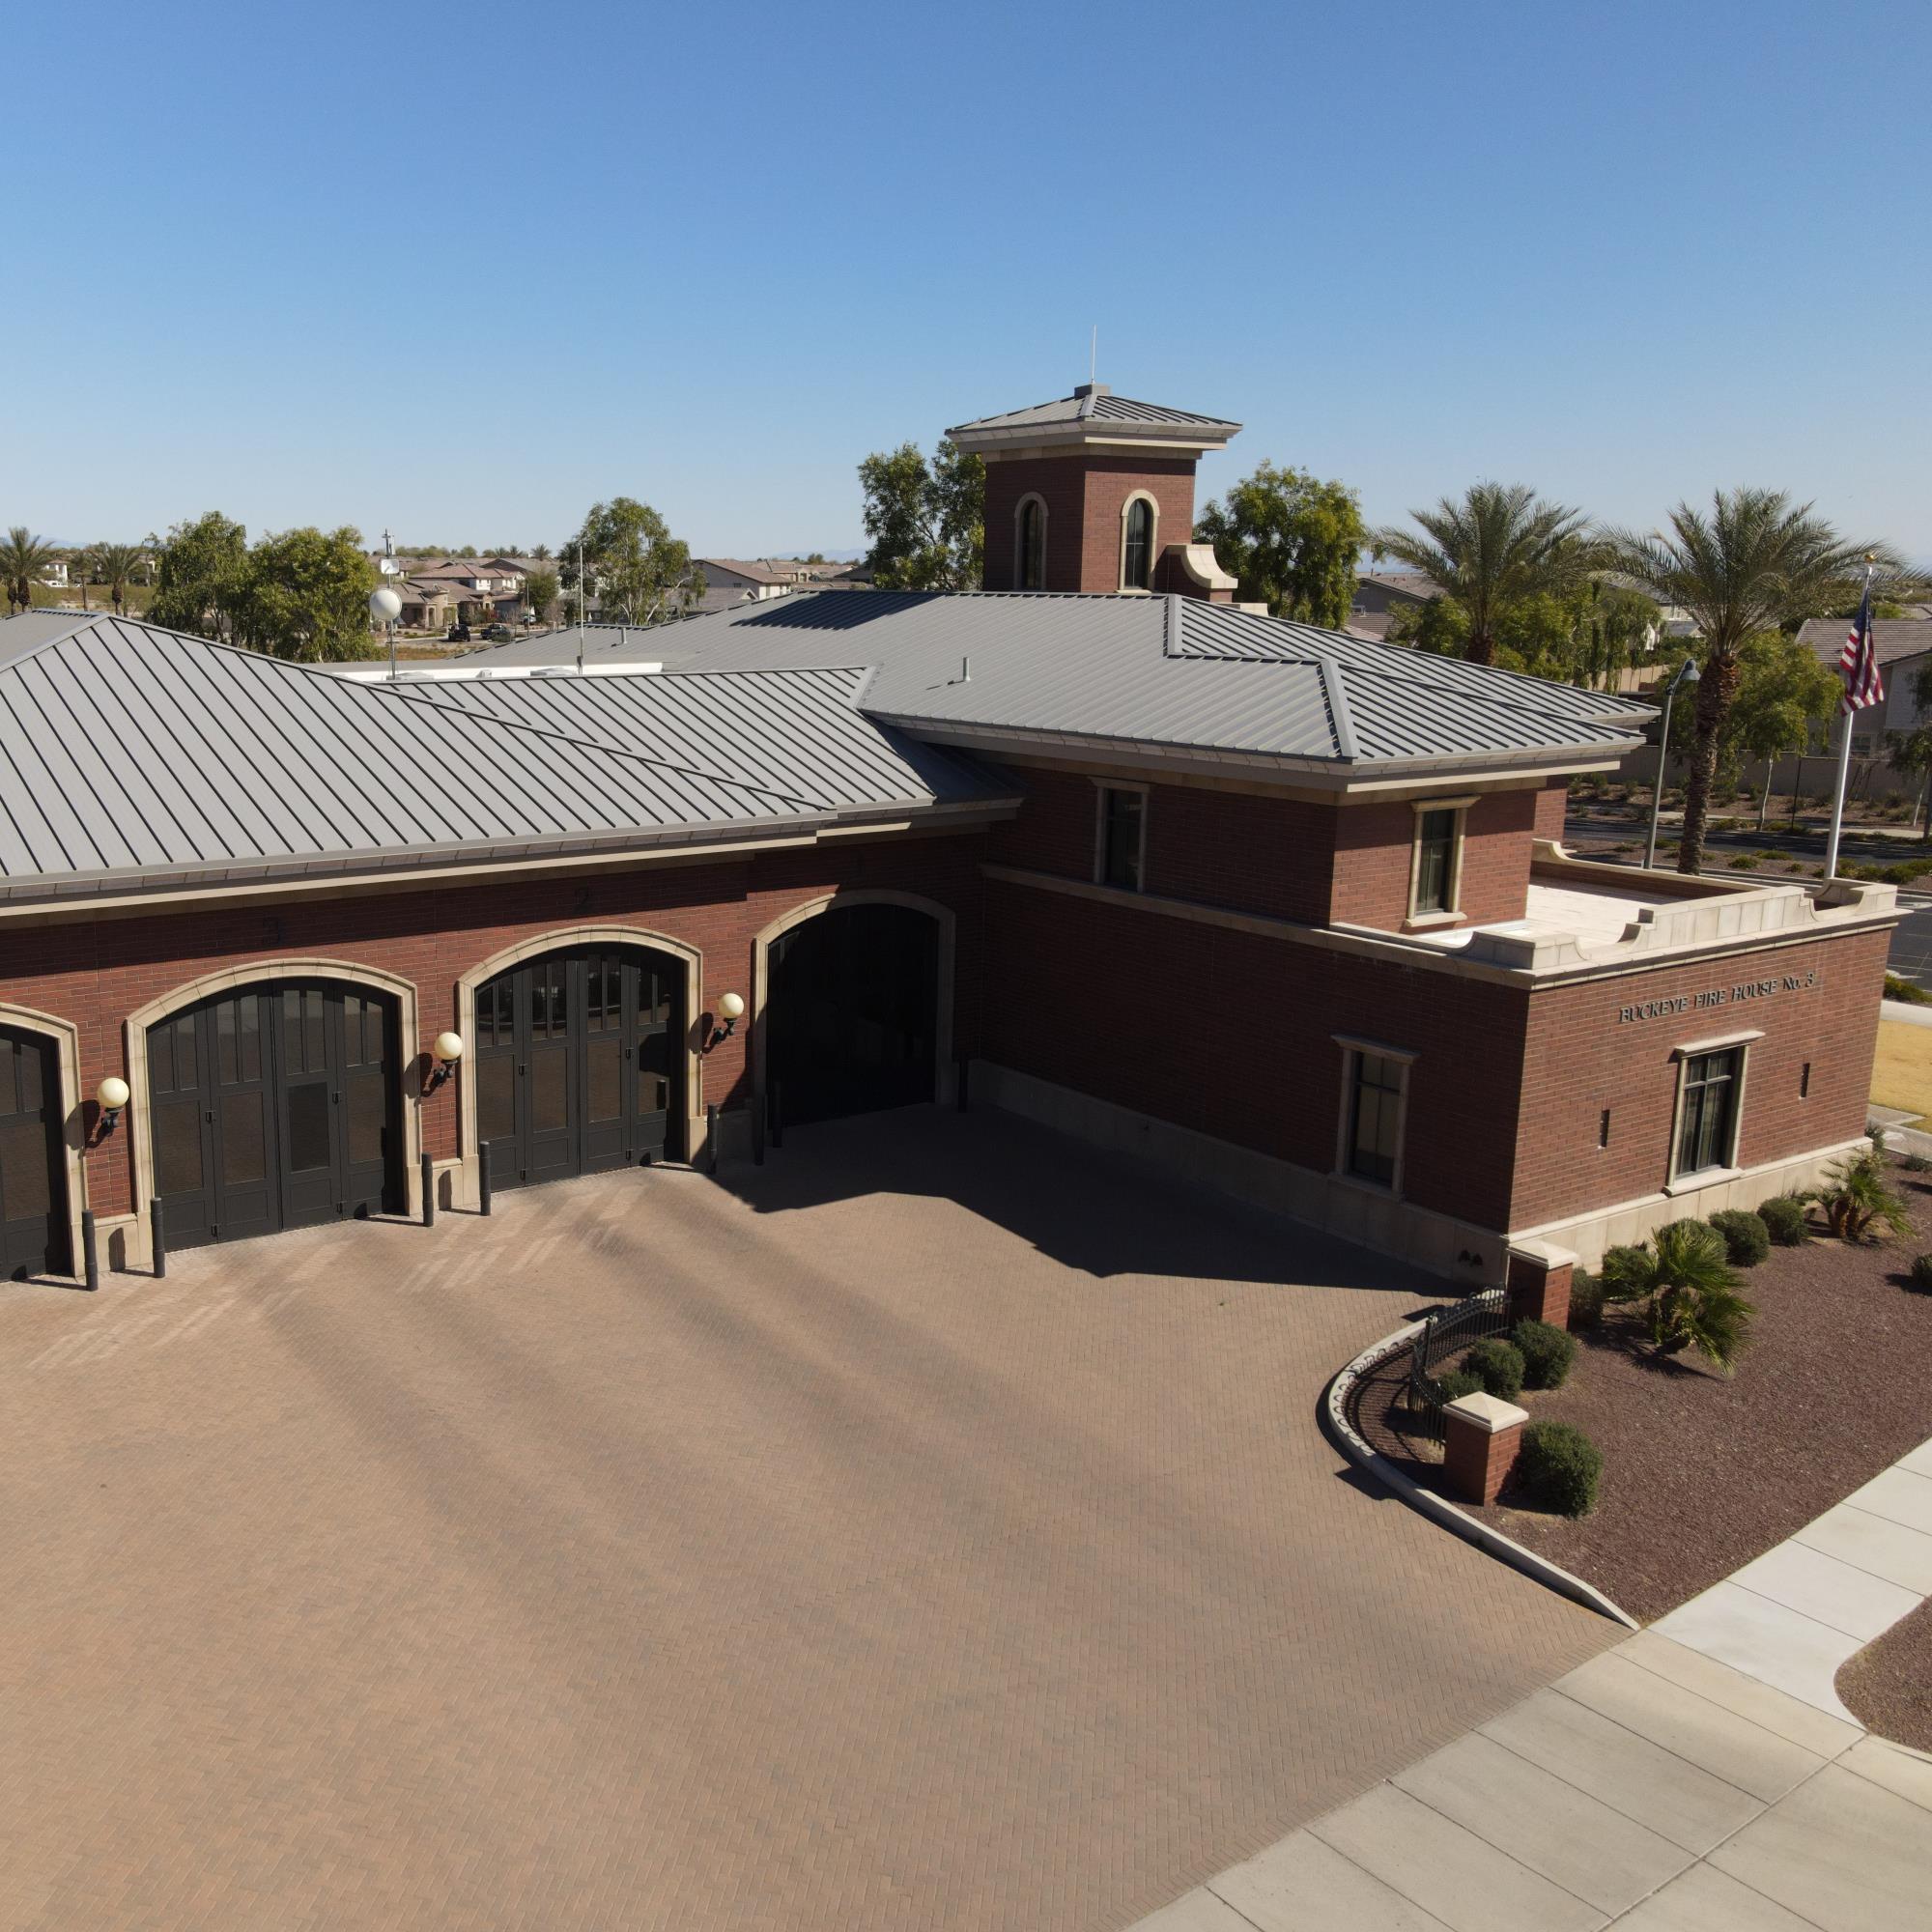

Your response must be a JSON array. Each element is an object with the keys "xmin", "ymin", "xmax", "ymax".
[
  {"xmin": 95, "ymin": 1075, "xmax": 130, "ymax": 1136},
  {"xmin": 423, "ymin": 1031, "xmax": 464, "ymax": 1094},
  {"xmin": 705, "ymin": 991, "xmax": 746, "ymax": 1052}
]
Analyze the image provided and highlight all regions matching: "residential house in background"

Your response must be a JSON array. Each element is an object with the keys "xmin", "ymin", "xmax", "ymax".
[
  {"xmin": 1798, "ymin": 616, "xmax": 1932, "ymax": 753},
  {"xmin": 1350, "ymin": 571, "xmax": 1439, "ymax": 639},
  {"xmin": 36, "ymin": 559, "xmax": 70, "ymax": 590}
]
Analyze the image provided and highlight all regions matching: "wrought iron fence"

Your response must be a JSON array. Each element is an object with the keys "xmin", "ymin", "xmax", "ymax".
[{"xmin": 1406, "ymin": 1287, "xmax": 1509, "ymax": 1442}]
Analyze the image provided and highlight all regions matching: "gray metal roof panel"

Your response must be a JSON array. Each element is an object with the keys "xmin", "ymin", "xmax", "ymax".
[
  {"xmin": 946, "ymin": 388, "xmax": 1241, "ymax": 436},
  {"xmin": 0, "ymin": 616, "xmax": 1011, "ymax": 895},
  {"xmin": 594, "ymin": 591, "xmax": 1648, "ymax": 767}
]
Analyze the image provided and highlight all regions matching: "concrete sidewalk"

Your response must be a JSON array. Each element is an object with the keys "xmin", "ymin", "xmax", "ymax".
[{"xmin": 1130, "ymin": 1437, "xmax": 1932, "ymax": 1930}]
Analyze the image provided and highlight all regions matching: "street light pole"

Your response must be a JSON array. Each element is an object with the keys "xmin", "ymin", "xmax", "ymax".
[{"xmin": 1646, "ymin": 656, "xmax": 1700, "ymax": 871}]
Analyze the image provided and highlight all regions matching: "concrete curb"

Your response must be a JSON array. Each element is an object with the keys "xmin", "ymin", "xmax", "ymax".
[{"xmin": 1321, "ymin": 1322, "xmax": 1639, "ymax": 1630}]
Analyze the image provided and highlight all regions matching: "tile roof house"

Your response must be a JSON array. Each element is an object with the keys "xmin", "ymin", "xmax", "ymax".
[
  {"xmin": 0, "ymin": 377, "xmax": 1894, "ymax": 1304},
  {"xmin": 1797, "ymin": 615, "xmax": 1932, "ymax": 749}
]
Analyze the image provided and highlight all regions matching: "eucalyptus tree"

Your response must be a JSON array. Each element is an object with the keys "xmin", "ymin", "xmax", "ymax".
[
  {"xmin": 1605, "ymin": 492, "xmax": 1897, "ymax": 873},
  {"xmin": 1195, "ymin": 462, "xmax": 1366, "ymax": 628},
  {"xmin": 1371, "ymin": 482, "xmax": 1593, "ymax": 667},
  {"xmin": 0, "ymin": 526, "xmax": 59, "ymax": 614}
]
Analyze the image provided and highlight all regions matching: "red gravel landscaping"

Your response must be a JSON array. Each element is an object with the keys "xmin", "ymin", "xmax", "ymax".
[
  {"xmin": 1837, "ymin": 1596, "xmax": 1932, "ymax": 1752},
  {"xmin": 1351, "ymin": 1161, "xmax": 1932, "ymax": 1624}
]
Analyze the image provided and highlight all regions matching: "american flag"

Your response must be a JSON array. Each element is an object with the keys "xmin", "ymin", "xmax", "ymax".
[{"xmin": 1838, "ymin": 580, "xmax": 1884, "ymax": 713}]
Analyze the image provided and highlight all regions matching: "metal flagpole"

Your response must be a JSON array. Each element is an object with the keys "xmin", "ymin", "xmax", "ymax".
[{"xmin": 1823, "ymin": 556, "xmax": 1876, "ymax": 883}]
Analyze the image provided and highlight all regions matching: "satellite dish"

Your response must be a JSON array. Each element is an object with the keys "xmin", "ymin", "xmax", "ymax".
[{"xmin": 369, "ymin": 586, "xmax": 403, "ymax": 622}]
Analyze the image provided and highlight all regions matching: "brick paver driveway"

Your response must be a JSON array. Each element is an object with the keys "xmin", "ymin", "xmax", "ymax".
[{"xmin": 0, "ymin": 1110, "xmax": 1613, "ymax": 1931}]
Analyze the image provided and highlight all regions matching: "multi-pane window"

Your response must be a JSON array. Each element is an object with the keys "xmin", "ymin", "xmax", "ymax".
[
  {"xmin": 1097, "ymin": 786, "xmax": 1146, "ymax": 892},
  {"xmin": 1677, "ymin": 1047, "xmax": 1743, "ymax": 1178},
  {"xmin": 1412, "ymin": 808, "xmax": 1460, "ymax": 915},
  {"xmin": 1017, "ymin": 497, "xmax": 1044, "ymax": 590},
  {"xmin": 1348, "ymin": 1051, "xmax": 1406, "ymax": 1187},
  {"xmin": 1122, "ymin": 498, "xmax": 1154, "ymax": 590}
]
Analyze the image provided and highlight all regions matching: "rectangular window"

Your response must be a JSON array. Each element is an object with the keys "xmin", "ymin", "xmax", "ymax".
[
  {"xmin": 1677, "ymin": 1047, "xmax": 1743, "ymax": 1178},
  {"xmin": 1347, "ymin": 1051, "xmax": 1406, "ymax": 1187},
  {"xmin": 1800, "ymin": 1062, "xmax": 1811, "ymax": 1099},
  {"xmin": 1097, "ymin": 785, "xmax": 1146, "ymax": 893},
  {"xmin": 1412, "ymin": 809, "xmax": 1460, "ymax": 916},
  {"xmin": 1599, "ymin": 1107, "xmax": 1611, "ymax": 1150}
]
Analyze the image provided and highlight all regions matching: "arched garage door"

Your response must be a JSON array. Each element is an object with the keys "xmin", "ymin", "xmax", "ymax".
[
  {"xmin": 768, "ymin": 902, "xmax": 939, "ymax": 1127},
  {"xmin": 147, "ymin": 981, "xmax": 403, "ymax": 1251},
  {"xmin": 472, "ymin": 944, "xmax": 685, "ymax": 1192},
  {"xmin": 0, "ymin": 1026, "xmax": 70, "ymax": 1279}
]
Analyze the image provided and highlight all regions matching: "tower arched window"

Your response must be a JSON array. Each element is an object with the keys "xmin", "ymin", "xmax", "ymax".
[
  {"xmin": 1016, "ymin": 496, "xmax": 1046, "ymax": 591},
  {"xmin": 1122, "ymin": 496, "xmax": 1155, "ymax": 591}
]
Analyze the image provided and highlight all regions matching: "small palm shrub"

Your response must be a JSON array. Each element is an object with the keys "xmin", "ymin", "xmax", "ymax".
[
  {"xmin": 1819, "ymin": 1148, "xmax": 1914, "ymax": 1243},
  {"xmin": 1463, "ymin": 1337, "xmax": 1526, "ymax": 1401},
  {"xmin": 1707, "ymin": 1208, "xmax": 1771, "ymax": 1267},
  {"xmin": 1513, "ymin": 1319, "xmax": 1577, "ymax": 1390},
  {"xmin": 1519, "ymin": 1420, "xmax": 1603, "ymax": 1517},
  {"xmin": 1910, "ymin": 1254, "xmax": 1932, "ymax": 1293},
  {"xmin": 1603, "ymin": 1219, "xmax": 1755, "ymax": 1371},
  {"xmin": 1759, "ymin": 1196, "xmax": 1809, "ymax": 1245}
]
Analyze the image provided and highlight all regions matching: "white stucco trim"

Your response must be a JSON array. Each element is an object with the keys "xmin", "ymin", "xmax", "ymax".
[
  {"xmin": 0, "ymin": 999, "xmax": 87, "ymax": 1283},
  {"xmin": 452, "ymin": 924, "xmax": 706, "ymax": 1200},
  {"xmin": 120, "ymin": 959, "xmax": 424, "ymax": 1265}
]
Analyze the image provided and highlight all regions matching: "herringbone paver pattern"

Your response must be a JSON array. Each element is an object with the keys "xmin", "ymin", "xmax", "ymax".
[{"xmin": 0, "ymin": 1112, "xmax": 1612, "ymax": 1930}]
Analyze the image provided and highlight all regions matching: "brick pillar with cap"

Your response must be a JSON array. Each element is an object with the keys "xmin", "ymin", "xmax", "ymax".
[
  {"xmin": 1507, "ymin": 1237, "xmax": 1576, "ymax": 1331},
  {"xmin": 1442, "ymin": 1392, "xmax": 1527, "ymax": 1505}
]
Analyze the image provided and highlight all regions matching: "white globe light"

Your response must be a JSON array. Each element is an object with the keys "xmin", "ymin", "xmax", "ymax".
[
  {"xmin": 433, "ymin": 1031, "xmax": 465, "ymax": 1064},
  {"xmin": 717, "ymin": 991, "xmax": 746, "ymax": 1021},
  {"xmin": 370, "ymin": 586, "xmax": 403, "ymax": 622},
  {"xmin": 96, "ymin": 1075, "xmax": 131, "ymax": 1112}
]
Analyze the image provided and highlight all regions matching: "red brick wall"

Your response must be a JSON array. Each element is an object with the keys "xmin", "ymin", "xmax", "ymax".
[
  {"xmin": 1533, "ymin": 778, "xmax": 1569, "ymax": 842},
  {"xmin": 7, "ymin": 837, "xmax": 986, "ymax": 1224},
  {"xmin": 1507, "ymin": 927, "xmax": 1890, "ymax": 1227},
  {"xmin": 987, "ymin": 768, "xmax": 1338, "ymax": 923},
  {"xmin": 1328, "ymin": 790, "xmax": 1538, "ymax": 931},
  {"xmin": 980, "ymin": 454, "xmax": 1198, "ymax": 594},
  {"xmin": 980, "ymin": 875, "xmax": 1532, "ymax": 1230}
]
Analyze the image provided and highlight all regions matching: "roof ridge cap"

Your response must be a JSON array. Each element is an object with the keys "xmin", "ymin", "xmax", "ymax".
[{"xmin": 1315, "ymin": 655, "xmax": 1359, "ymax": 761}]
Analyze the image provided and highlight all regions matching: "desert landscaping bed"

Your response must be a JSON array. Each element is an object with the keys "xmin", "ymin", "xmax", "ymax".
[
  {"xmin": 1836, "ymin": 1595, "xmax": 1932, "ymax": 1753},
  {"xmin": 1351, "ymin": 1160, "xmax": 1932, "ymax": 1625}
]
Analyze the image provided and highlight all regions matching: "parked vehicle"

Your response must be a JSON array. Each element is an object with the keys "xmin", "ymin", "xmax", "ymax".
[
  {"xmin": 481, "ymin": 623, "xmax": 515, "ymax": 642},
  {"xmin": 445, "ymin": 622, "xmax": 472, "ymax": 643}
]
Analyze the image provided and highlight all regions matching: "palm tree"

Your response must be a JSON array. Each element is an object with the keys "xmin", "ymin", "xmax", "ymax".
[
  {"xmin": 0, "ymin": 526, "xmax": 59, "ymax": 615},
  {"xmin": 1372, "ymin": 482, "xmax": 1593, "ymax": 667},
  {"xmin": 93, "ymin": 543, "xmax": 148, "ymax": 616},
  {"xmin": 1602, "ymin": 1219, "xmax": 1755, "ymax": 1371},
  {"xmin": 1605, "ymin": 493, "xmax": 1895, "ymax": 874}
]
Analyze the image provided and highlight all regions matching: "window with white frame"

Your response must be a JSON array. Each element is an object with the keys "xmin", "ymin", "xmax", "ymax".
[
  {"xmin": 1674, "ymin": 1043, "xmax": 1747, "ymax": 1179},
  {"xmin": 1094, "ymin": 783, "xmax": 1147, "ymax": 892},
  {"xmin": 1121, "ymin": 496, "xmax": 1156, "ymax": 591},
  {"xmin": 1407, "ymin": 796, "xmax": 1474, "ymax": 922},
  {"xmin": 1334, "ymin": 1036, "xmax": 1416, "ymax": 1192}
]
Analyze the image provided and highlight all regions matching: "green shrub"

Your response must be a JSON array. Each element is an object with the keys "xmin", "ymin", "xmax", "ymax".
[
  {"xmin": 1759, "ymin": 1196, "xmax": 1809, "ymax": 1245},
  {"xmin": 1905, "ymin": 1152, "xmax": 1932, "ymax": 1174},
  {"xmin": 1601, "ymin": 1221, "xmax": 1755, "ymax": 1371},
  {"xmin": 1568, "ymin": 1267, "xmax": 1605, "ymax": 1328},
  {"xmin": 1463, "ymin": 1336, "xmax": 1526, "ymax": 1401},
  {"xmin": 1884, "ymin": 863, "xmax": 1925, "ymax": 886},
  {"xmin": 1513, "ymin": 1318, "xmax": 1577, "ymax": 1389},
  {"xmin": 1885, "ymin": 974, "xmax": 1931, "ymax": 1005},
  {"xmin": 1435, "ymin": 1367, "xmax": 1485, "ymax": 1403},
  {"xmin": 1708, "ymin": 1208, "xmax": 1771, "ymax": 1267},
  {"xmin": 1519, "ymin": 1420, "xmax": 1603, "ymax": 1517},
  {"xmin": 1911, "ymin": 1254, "xmax": 1932, "ymax": 1293},
  {"xmin": 1727, "ymin": 854, "xmax": 1760, "ymax": 869}
]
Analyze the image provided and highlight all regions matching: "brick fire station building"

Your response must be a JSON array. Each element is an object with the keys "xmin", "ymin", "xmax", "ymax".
[{"xmin": 0, "ymin": 382, "xmax": 1897, "ymax": 1285}]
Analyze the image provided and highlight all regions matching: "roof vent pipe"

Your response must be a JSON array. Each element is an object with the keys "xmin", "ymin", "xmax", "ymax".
[{"xmin": 958, "ymin": 656, "xmax": 970, "ymax": 684}]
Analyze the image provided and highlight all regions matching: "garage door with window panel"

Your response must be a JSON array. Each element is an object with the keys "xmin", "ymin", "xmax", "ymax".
[
  {"xmin": 147, "ymin": 982, "xmax": 403, "ymax": 1251},
  {"xmin": 0, "ymin": 1026, "xmax": 69, "ymax": 1279},
  {"xmin": 473, "ymin": 946, "xmax": 683, "ymax": 1191}
]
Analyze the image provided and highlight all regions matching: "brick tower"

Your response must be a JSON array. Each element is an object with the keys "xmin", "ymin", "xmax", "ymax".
[{"xmin": 947, "ymin": 384, "xmax": 1241, "ymax": 598}]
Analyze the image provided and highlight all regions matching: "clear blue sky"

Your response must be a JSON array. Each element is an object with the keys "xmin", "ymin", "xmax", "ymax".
[{"xmin": 11, "ymin": 0, "xmax": 1929, "ymax": 562}]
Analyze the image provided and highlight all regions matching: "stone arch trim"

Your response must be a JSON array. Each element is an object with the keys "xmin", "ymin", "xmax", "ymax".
[
  {"xmin": 453, "ymin": 924, "xmax": 707, "ymax": 1187},
  {"xmin": 1011, "ymin": 491, "xmax": 1049, "ymax": 591},
  {"xmin": 1118, "ymin": 489, "xmax": 1160, "ymax": 593},
  {"xmin": 750, "ymin": 890, "xmax": 957, "ymax": 1114},
  {"xmin": 121, "ymin": 958, "xmax": 425, "ymax": 1256},
  {"xmin": 0, "ymin": 999, "xmax": 87, "ymax": 1282}
]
